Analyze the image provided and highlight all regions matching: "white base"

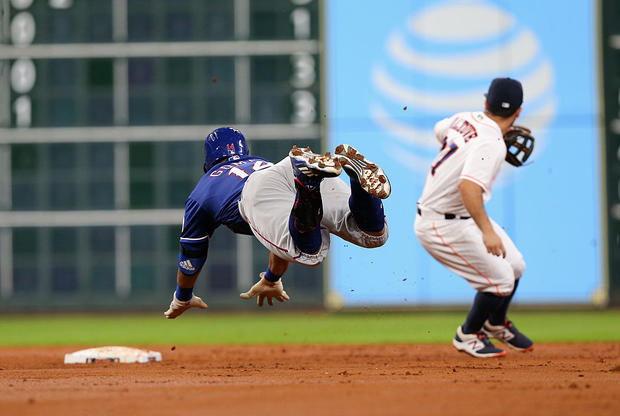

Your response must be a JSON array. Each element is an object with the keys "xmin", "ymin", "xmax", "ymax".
[{"xmin": 64, "ymin": 346, "xmax": 162, "ymax": 364}]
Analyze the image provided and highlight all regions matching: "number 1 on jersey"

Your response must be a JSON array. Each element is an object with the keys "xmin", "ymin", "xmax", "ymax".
[
  {"xmin": 431, "ymin": 140, "xmax": 459, "ymax": 175},
  {"xmin": 227, "ymin": 161, "xmax": 274, "ymax": 179},
  {"xmin": 228, "ymin": 167, "xmax": 249, "ymax": 179}
]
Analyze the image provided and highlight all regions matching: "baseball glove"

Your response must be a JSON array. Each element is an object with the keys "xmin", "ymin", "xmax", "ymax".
[{"xmin": 504, "ymin": 125, "xmax": 534, "ymax": 167}]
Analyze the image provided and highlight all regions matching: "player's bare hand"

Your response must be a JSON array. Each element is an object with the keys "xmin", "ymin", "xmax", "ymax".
[
  {"xmin": 240, "ymin": 273, "xmax": 290, "ymax": 306},
  {"xmin": 482, "ymin": 230, "xmax": 506, "ymax": 258},
  {"xmin": 164, "ymin": 293, "xmax": 208, "ymax": 319}
]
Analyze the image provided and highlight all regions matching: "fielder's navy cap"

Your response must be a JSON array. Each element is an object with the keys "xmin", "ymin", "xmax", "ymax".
[{"xmin": 485, "ymin": 77, "xmax": 523, "ymax": 116}]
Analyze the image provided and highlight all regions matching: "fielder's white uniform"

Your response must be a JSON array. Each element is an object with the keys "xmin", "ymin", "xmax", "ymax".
[
  {"xmin": 238, "ymin": 157, "xmax": 388, "ymax": 266},
  {"xmin": 414, "ymin": 111, "xmax": 525, "ymax": 296}
]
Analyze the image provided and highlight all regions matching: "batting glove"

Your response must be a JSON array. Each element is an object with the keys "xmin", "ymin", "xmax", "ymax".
[
  {"xmin": 164, "ymin": 292, "xmax": 208, "ymax": 319},
  {"xmin": 239, "ymin": 273, "xmax": 290, "ymax": 306}
]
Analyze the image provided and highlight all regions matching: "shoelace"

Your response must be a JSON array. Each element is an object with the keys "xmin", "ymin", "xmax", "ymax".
[
  {"xmin": 475, "ymin": 330, "xmax": 498, "ymax": 347},
  {"xmin": 475, "ymin": 331, "xmax": 491, "ymax": 342}
]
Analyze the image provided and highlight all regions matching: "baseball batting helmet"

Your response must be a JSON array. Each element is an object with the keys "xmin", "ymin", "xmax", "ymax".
[{"xmin": 203, "ymin": 127, "xmax": 249, "ymax": 172}]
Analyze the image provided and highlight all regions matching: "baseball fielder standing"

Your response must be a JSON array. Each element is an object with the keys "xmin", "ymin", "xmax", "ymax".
[{"xmin": 415, "ymin": 78, "xmax": 535, "ymax": 358}]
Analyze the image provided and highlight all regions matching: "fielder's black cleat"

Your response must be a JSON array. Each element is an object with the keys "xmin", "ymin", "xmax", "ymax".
[
  {"xmin": 452, "ymin": 326, "xmax": 506, "ymax": 358},
  {"xmin": 483, "ymin": 319, "xmax": 534, "ymax": 351}
]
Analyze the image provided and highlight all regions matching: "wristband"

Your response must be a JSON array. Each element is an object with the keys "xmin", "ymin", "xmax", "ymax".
[{"xmin": 264, "ymin": 266, "xmax": 282, "ymax": 282}]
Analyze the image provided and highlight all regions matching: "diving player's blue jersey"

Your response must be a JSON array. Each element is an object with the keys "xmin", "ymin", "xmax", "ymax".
[{"xmin": 179, "ymin": 155, "xmax": 274, "ymax": 258}]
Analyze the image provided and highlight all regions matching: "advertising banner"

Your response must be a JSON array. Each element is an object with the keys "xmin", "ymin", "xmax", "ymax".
[{"xmin": 326, "ymin": 0, "xmax": 601, "ymax": 306}]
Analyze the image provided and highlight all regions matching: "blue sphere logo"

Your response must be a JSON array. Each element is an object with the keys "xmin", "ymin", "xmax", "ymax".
[{"xmin": 371, "ymin": 1, "xmax": 556, "ymax": 184}]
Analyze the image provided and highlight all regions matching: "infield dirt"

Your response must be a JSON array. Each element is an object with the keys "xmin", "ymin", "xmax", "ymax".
[{"xmin": 0, "ymin": 343, "xmax": 618, "ymax": 415}]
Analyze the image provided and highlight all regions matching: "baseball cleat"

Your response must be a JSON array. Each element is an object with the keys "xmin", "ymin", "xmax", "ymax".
[
  {"xmin": 334, "ymin": 144, "xmax": 391, "ymax": 199},
  {"xmin": 164, "ymin": 292, "xmax": 208, "ymax": 319},
  {"xmin": 452, "ymin": 326, "xmax": 506, "ymax": 358},
  {"xmin": 289, "ymin": 145, "xmax": 342, "ymax": 192},
  {"xmin": 483, "ymin": 320, "xmax": 534, "ymax": 352}
]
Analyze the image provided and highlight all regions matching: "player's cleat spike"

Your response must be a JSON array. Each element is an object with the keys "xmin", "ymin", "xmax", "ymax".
[
  {"xmin": 335, "ymin": 144, "xmax": 391, "ymax": 199},
  {"xmin": 289, "ymin": 146, "xmax": 342, "ymax": 192},
  {"xmin": 452, "ymin": 326, "xmax": 506, "ymax": 358},
  {"xmin": 482, "ymin": 320, "xmax": 534, "ymax": 352}
]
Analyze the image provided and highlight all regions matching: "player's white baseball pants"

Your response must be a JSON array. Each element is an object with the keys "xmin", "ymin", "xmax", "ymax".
[
  {"xmin": 414, "ymin": 209, "xmax": 525, "ymax": 296},
  {"xmin": 238, "ymin": 157, "xmax": 388, "ymax": 265}
]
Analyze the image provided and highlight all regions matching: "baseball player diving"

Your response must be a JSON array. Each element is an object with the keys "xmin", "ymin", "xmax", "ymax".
[
  {"xmin": 164, "ymin": 127, "xmax": 391, "ymax": 318},
  {"xmin": 415, "ymin": 78, "xmax": 535, "ymax": 358}
]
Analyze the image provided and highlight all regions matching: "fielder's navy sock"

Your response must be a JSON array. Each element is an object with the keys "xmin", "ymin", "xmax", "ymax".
[
  {"xmin": 175, "ymin": 285, "xmax": 193, "ymax": 302},
  {"xmin": 348, "ymin": 177, "xmax": 384, "ymax": 232},
  {"xmin": 289, "ymin": 215, "xmax": 322, "ymax": 254},
  {"xmin": 462, "ymin": 291, "xmax": 505, "ymax": 334},
  {"xmin": 264, "ymin": 266, "xmax": 282, "ymax": 283},
  {"xmin": 488, "ymin": 279, "xmax": 520, "ymax": 325}
]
